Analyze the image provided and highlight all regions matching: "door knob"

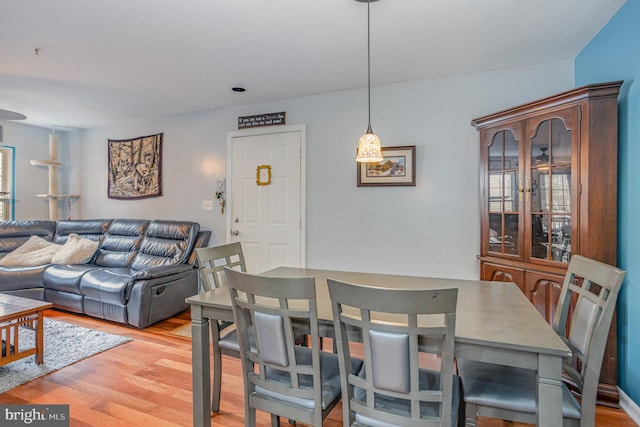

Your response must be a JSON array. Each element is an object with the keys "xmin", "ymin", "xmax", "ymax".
[{"xmin": 231, "ymin": 230, "xmax": 239, "ymax": 236}]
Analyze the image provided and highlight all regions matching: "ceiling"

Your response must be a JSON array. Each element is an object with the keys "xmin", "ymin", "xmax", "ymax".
[{"xmin": 0, "ymin": 0, "xmax": 626, "ymax": 131}]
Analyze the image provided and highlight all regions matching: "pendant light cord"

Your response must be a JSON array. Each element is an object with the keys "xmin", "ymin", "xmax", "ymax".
[
  {"xmin": 367, "ymin": 0, "xmax": 372, "ymax": 130},
  {"xmin": 356, "ymin": 0, "xmax": 382, "ymax": 162}
]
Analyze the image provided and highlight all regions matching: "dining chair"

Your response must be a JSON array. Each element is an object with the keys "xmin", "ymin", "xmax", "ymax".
[
  {"xmin": 224, "ymin": 267, "xmax": 363, "ymax": 427},
  {"xmin": 327, "ymin": 278, "xmax": 462, "ymax": 427},
  {"xmin": 195, "ymin": 242, "xmax": 246, "ymax": 292},
  {"xmin": 457, "ymin": 255, "xmax": 626, "ymax": 427},
  {"xmin": 194, "ymin": 242, "xmax": 247, "ymax": 413}
]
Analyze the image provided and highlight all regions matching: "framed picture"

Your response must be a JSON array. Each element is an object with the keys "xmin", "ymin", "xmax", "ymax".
[
  {"xmin": 256, "ymin": 164, "xmax": 272, "ymax": 186},
  {"xmin": 108, "ymin": 133, "xmax": 163, "ymax": 199},
  {"xmin": 357, "ymin": 145, "xmax": 416, "ymax": 187}
]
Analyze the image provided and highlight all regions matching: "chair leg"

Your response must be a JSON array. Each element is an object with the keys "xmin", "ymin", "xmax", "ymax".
[
  {"xmin": 271, "ymin": 414, "xmax": 280, "ymax": 427},
  {"xmin": 246, "ymin": 407, "xmax": 256, "ymax": 427},
  {"xmin": 465, "ymin": 403, "xmax": 478, "ymax": 427},
  {"xmin": 211, "ymin": 334, "xmax": 222, "ymax": 412}
]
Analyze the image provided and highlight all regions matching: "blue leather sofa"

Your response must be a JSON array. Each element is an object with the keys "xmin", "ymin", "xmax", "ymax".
[{"xmin": 0, "ymin": 219, "xmax": 210, "ymax": 328}]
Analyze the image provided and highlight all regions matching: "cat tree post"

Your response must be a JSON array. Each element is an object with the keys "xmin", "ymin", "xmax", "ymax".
[
  {"xmin": 30, "ymin": 131, "xmax": 79, "ymax": 221},
  {"xmin": 47, "ymin": 133, "xmax": 59, "ymax": 220}
]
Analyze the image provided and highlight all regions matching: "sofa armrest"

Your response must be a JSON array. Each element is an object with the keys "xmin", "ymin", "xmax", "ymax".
[
  {"xmin": 127, "ymin": 267, "xmax": 198, "ymax": 328},
  {"xmin": 131, "ymin": 264, "xmax": 193, "ymax": 281},
  {"xmin": 188, "ymin": 230, "xmax": 212, "ymax": 265}
]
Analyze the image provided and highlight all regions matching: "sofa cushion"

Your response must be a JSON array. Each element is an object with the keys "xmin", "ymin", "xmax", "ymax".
[
  {"xmin": 132, "ymin": 220, "xmax": 199, "ymax": 269},
  {"xmin": 43, "ymin": 264, "xmax": 101, "ymax": 293},
  {"xmin": 0, "ymin": 236, "xmax": 62, "ymax": 266},
  {"xmin": 94, "ymin": 219, "xmax": 150, "ymax": 268},
  {"xmin": 51, "ymin": 233, "xmax": 100, "ymax": 264},
  {"xmin": 53, "ymin": 219, "xmax": 112, "ymax": 244},
  {"xmin": 0, "ymin": 265, "xmax": 48, "ymax": 291},
  {"xmin": 79, "ymin": 267, "xmax": 136, "ymax": 305},
  {"xmin": 0, "ymin": 221, "xmax": 55, "ymax": 255}
]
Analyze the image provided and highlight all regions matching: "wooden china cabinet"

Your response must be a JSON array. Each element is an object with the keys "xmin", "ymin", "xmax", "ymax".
[{"xmin": 472, "ymin": 81, "xmax": 623, "ymax": 406}]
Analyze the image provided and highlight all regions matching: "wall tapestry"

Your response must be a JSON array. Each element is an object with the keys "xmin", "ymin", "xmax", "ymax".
[{"xmin": 108, "ymin": 133, "xmax": 162, "ymax": 199}]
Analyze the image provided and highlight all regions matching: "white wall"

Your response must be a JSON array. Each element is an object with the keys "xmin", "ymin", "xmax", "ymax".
[
  {"xmin": 5, "ymin": 60, "xmax": 575, "ymax": 279},
  {"xmin": 0, "ymin": 122, "xmax": 61, "ymax": 220}
]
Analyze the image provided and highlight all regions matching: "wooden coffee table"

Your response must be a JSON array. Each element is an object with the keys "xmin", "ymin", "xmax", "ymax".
[{"xmin": 0, "ymin": 294, "xmax": 52, "ymax": 366}]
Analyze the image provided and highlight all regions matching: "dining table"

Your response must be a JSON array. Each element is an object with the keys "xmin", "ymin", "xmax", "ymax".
[{"xmin": 187, "ymin": 266, "xmax": 571, "ymax": 427}]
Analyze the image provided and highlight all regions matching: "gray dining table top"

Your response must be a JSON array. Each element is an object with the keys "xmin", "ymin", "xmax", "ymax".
[{"xmin": 186, "ymin": 266, "xmax": 570, "ymax": 358}]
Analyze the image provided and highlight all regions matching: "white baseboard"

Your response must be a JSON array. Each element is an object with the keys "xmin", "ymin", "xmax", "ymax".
[{"xmin": 619, "ymin": 387, "xmax": 640, "ymax": 426}]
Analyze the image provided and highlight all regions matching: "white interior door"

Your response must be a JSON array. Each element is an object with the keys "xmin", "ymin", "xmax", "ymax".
[{"xmin": 228, "ymin": 125, "xmax": 305, "ymax": 273}]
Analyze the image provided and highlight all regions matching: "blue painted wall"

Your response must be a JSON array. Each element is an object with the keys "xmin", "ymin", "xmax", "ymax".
[{"xmin": 576, "ymin": 0, "xmax": 639, "ymax": 404}]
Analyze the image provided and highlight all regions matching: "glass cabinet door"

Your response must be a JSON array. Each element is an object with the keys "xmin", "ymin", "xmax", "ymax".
[
  {"xmin": 529, "ymin": 117, "xmax": 572, "ymax": 264},
  {"xmin": 487, "ymin": 129, "xmax": 520, "ymax": 257}
]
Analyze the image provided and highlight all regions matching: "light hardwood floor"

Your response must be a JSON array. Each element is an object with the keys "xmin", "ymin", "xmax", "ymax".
[{"xmin": 1, "ymin": 309, "xmax": 636, "ymax": 427}]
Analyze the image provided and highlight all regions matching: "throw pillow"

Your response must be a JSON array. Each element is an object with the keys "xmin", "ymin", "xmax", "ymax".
[
  {"xmin": 51, "ymin": 233, "xmax": 99, "ymax": 264},
  {"xmin": 0, "ymin": 235, "xmax": 62, "ymax": 267}
]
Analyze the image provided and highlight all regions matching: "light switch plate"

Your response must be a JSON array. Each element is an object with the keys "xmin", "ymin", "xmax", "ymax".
[{"xmin": 202, "ymin": 200, "xmax": 214, "ymax": 211}]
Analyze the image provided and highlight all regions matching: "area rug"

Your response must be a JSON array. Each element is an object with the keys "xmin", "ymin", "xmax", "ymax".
[
  {"xmin": 167, "ymin": 323, "xmax": 214, "ymax": 340},
  {"xmin": 168, "ymin": 323, "xmax": 192, "ymax": 339},
  {"xmin": 0, "ymin": 318, "xmax": 132, "ymax": 394}
]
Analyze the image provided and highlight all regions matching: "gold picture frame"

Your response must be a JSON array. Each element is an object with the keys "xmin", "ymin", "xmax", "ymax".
[
  {"xmin": 256, "ymin": 164, "xmax": 272, "ymax": 186},
  {"xmin": 357, "ymin": 145, "xmax": 416, "ymax": 187}
]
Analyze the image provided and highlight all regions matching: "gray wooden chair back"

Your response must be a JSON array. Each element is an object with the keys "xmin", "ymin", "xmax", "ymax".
[
  {"xmin": 553, "ymin": 255, "xmax": 626, "ymax": 424},
  {"xmin": 225, "ymin": 267, "xmax": 346, "ymax": 427},
  {"xmin": 327, "ymin": 278, "xmax": 459, "ymax": 427},
  {"xmin": 457, "ymin": 254, "xmax": 626, "ymax": 427},
  {"xmin": 195, "ymin": 242, "xmax": 246, "ymax": 291},
  {"xmin": 194, "ymin": 242, "xmax": 247, "ymax": 413}
]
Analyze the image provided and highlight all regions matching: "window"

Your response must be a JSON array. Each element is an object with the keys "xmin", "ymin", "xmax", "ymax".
[{"xmin": 0, "ymin": 146, "xmax": 15, "ymax": 220}]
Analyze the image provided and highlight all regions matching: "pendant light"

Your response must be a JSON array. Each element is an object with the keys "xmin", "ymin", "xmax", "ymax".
[
  {"xmin": 356, "ymin": 0, "xmax": 383, "ymax": 163},
  {"xmin": 0, "ymin": 108, "xmax": 27, "ymax": 121}
]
